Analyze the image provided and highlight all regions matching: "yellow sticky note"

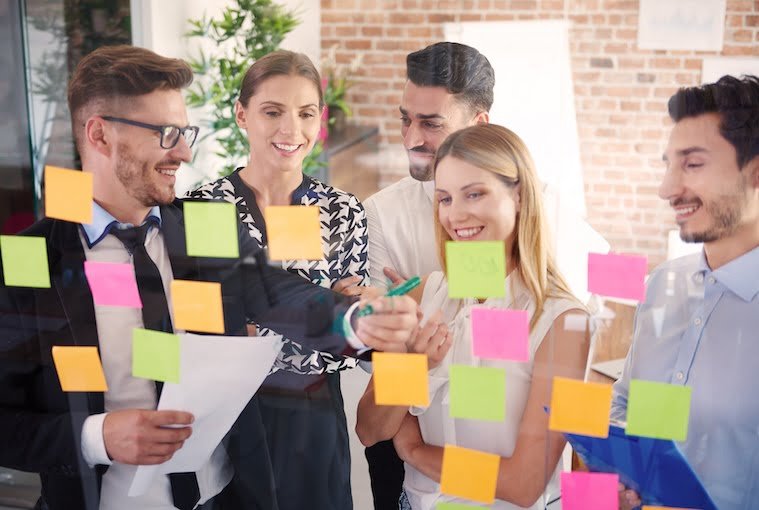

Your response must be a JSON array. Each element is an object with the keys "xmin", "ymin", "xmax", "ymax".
[
  {"xmin": 171, "ymin": 280, "xmax": 225, "ymax": 334},
  {"xmin": 372, "ymin": 352, "xmax": 429, "ymax": 407},
  {"xmin": 44, "ymin": 166, "xmax": 93, "ymax": 223},
  {"xmin": 264, "ymin": 206, "xmax": 322, "ymax": 261},
  {"xmin": 51, "ymin": 346, "xmax": 108, "ymax": 392},
  {"xmin": 549, "ymin": 376, "xmax": 612, "ymax": 438},
  {"xmin": 440, "ymin": 444, "xmax": 500, "ymax": 504}
]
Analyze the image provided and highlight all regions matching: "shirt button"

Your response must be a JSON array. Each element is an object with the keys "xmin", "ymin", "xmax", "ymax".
[
  {"xmin": 708, "ymin": 276, "xmax": 716, "ymax": 284},
  {"xmin": 694, "ymin": 317, "xmax": 701, "ymax": 326},
  {"xmin": 676, "ymin": 371, "xmax": 684, "ymax": 380}
]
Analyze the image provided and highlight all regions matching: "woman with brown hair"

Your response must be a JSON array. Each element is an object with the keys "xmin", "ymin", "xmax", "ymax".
[
  {"xmin": 188, "ymin": 50, "xmax": 367, "ymax": 509},
  {"xmin": 357, "ymin": 123, "xmax": 591, "ymax": 510}
]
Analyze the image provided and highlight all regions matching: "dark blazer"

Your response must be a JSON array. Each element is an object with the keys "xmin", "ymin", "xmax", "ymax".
[{"xmin": 0, "ymin": 199, "xmax": 355, "ymax": 510}]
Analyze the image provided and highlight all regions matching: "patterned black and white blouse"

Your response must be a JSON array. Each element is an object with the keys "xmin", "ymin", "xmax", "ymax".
[{"xmin": 187, "ymin": 168, "xmax": 369, "ymax": 375}]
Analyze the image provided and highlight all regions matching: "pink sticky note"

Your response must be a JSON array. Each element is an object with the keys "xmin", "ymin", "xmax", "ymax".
[
  {"xmin": 587, "ymin": 252, "xmax": 647, "ymax": 302},
  {"xmin": 470, "ymin": 308, "xmax": 529, "ymax": 361},
  {"xmin": 561, "ymin": 471, "xmax": 619, "ymax": 510},
  {"xmin": 84, "ymin": 261, "xmax": 142, "ymax": 308}
]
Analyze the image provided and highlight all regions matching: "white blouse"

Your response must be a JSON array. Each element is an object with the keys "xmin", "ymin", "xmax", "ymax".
[{"xmin": 404, "ymin": 271, "xmax": 584, "ymax": 510}]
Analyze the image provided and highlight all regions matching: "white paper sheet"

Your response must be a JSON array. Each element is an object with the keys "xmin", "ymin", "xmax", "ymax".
[
  {"xmin": 702, "ymin": 57, "xmax": 759, "ymax": 84},
  {"xmin": 128, "ymin": 333, "xmax": 283, "ymax": 497},
  {"xmin": 638, "ymin": 0, "xmax": 726, "ymax": 52}
]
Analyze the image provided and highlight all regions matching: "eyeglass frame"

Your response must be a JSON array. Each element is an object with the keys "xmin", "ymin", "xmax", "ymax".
[{"xmin": 100, "ymin": 116, "xmax": 200, "ymax": 149}]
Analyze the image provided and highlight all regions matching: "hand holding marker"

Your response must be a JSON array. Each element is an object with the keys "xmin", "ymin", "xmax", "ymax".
[{"xmin": 357, "ymin": 276, "xmax": 422, "ymax": 317}]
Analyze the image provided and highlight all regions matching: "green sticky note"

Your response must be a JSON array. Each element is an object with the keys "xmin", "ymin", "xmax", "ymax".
[
  {"xmin": 0, "ymin": 235, "xmax": 51, "ymax": 288},
  {"xmin": 626, "ymin": 379, "xmax": 692, "ymax": 441},
  {"xmin": 132, "ymin": 328, "xmax": 180, "ymax": 383},
  {"xmin": 437, "ymin": 503, "xmax": 486, "ymax": 509},
  {"xmin": 184, "ymin": 201, "xmax": 239, "ymax": 258},
  {"xmin": 446, "ymin": 241, "xmax": 505, "ymax": 298},
  {"xmin": 449, "ymin": 365, "xmax": 506, "ymax": 422}
]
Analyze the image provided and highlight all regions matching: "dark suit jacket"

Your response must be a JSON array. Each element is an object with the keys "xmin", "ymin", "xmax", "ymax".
[{"xmin": 0, "ymin": 199, "xmax": 356, "ymax": 510}]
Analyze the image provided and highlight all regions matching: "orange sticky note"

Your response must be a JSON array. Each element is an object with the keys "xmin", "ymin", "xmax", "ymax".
[
  {"xmin": 44, "ymin": 166, "xmax": 93, "ymax": 223},
  {"xmin": 372, "ymin": 352, "xmax": 429, "ymax": 407},
  {"xmin": 549, "ymin": 376, "xmax": 612, "ymax": 438},
  {"xmin": 264, "ymin": 206, "xmax": 322, "ymax": 261},
  {"xmin": 171, "ymin": 280, "xmax": 225, "ymax": 334},
  {"xmin": 51, "ymin": 346, "xmax": 108, "ymax": 392},
  {"xmin": 440, "ymin": 444, "xmax": 500, "ymax": 504}
]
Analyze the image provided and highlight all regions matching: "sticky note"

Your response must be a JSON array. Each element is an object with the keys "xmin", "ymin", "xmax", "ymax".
[
  {"xmin": 436, "ymin": 504, "xmax": 484, "ymax": 509},
  {"xmin": 132, "ymin": 328, "xmax": 180, "ymax": 383},
  {"xmin": 626, "ymin": 379, "xmax": 692, "ymax": 441},
  {"xmin": 171, "ymin": 280, "xmax": 225, "ymax": 334},
  {"xmin": 44, "ymin": 166, "xmax": 93, "ymax": 223},
  {"xmin": 440, "ymin": 445, "xmax": 500, "ymax": 504},
  {"xmin": 84, "ymin": 261, "xmax": 142, "ymax": 308},
  {"xmin": 184, "ymin": 201, "xmax": 239, "ymax": 258},
  {"xmin": 52, "ymin": 346, "xmax": 108, "ymax": 392},
  {"xmin": 561, "ymin": 471, "xmax": 618, "ymax": 510},
  {"xmin": 264, "ymin": 206, "xmax": 322, "ymax": 261},
  {"xmin": 372, "ymin": 352, "xmax": 429, "ymax": 407},
  {"xmin": 549, "ymin": 376, "xmax": 613, "ymax": 438},
  {"xmin": 449, "ymin": 365, "xmax": 506, "ymax": 422},
  {"xmin": 0, "ymin": 235, "xmax": 51, "ymax": 288},
  {"xmin": 470, "ymin": 308, "xmax": 529, "ymax": 361},
  {"xmin": 587, "ymin": 252, "xmax": 647, "ymax": 302},
  {"xmin": 446, "ymin": 241, "xmax": 506, "ymax": 299}
]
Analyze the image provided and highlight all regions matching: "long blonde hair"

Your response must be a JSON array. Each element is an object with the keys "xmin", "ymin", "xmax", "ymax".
[{"xmin": 433, "ymin": 124, "xmax": 577, "ymax": 329}]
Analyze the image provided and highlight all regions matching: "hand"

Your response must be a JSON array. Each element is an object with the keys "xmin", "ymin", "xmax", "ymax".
[
  {"xmin": 383, "ymin": 267, "xmax": 406, "ymax": 286},
  {"xmin": 618, "ymin": 483, "xmax": 641, "ymax": 510},
  {"xmin": 332, "ymin": 276, "xmax": 365, "ymax": 297},
  {"xmin": 355, "ymin": 295, "xmax": 419, "ymax": 352},
  {"xmin": 103, "ymin": 409, "xmax": 194, "ymax": 465},
  {"xmin": 407, "ymin": 310, "xmax": 452, "ymax": 370},
  {"xmin": 392, "ymin": 413, "xmax": 424, "ymax": 463}
]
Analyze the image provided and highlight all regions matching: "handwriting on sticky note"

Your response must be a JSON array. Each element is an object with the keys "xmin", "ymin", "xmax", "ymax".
[
  {"xmin": 561, "ymin": 471, "xmax": 618, "ymax": 510},
  {"xmin": 626, "ymin": 379, "xmax": 692, "ymax": 441},
  {"xmin": 44, "ymin": 166, "xmax": 93, "ymax": 224},
  {"xmin": 84, "ymin": 261, "xmax": 142, "ymax": 308},
  {"xmin": 449, "ymin": 365, "xmax": 506, "ymax": 422},
  {"xmin": 587, "ymin": 252, "xmax": 647, "ymax": 302},
  {"xmin": 549, "ymin": 376, "xmax": 613, "ymax": 438},
  {"xmin": 470, "ymin": 307, "xmax": 529, "ymax": 361},
  {"xmin": 0, "ymin": 235, "xmax": 51, "ymax": 288},
  {"xmin": 440, "ymin": 444, "xmax": 500, "ymax": 504},
  {"xmin": 264, "ymin": 206, "xmax": 322, "ymax": 261},
  {"xmin": 372, "ymin": 352, "xmax": 429, "ymax": 407},
  {"xmin": 184, "ymin": 201, "xmax": 239, "ymax": 258},
  {"xmin": 52, "ymin": 346, "xmax": 108, "ymax": 392},
  {"xmin": 132, "ymin": 329, "xmax": 180, "ymax": 383},
  {"xmin": 171, "ymin": 280, "xmax": 225, "ymax": 334},
  {"xmin": 446, "ymin": 241, "xmax": 506, "ymax": 299}
]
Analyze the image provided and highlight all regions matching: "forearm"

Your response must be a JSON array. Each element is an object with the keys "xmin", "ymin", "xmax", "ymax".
[
  {"xmin": 403, "ymin": 442, "xmax": 443, "ymax": 483},
  {"xmin": 355, "ymin": 377, "xmax": 409, "ymax": 446}
]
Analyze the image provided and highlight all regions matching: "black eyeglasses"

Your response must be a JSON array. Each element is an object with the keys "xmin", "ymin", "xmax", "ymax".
[{"xmin": 101, "ymin": 116, "xmax": 200, "ymax": 149}]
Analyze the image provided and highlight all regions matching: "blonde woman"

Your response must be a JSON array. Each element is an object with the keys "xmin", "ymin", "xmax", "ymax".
[{"xmin": 356, "ymin": 124, "xmax": 591, "ymax": 510}]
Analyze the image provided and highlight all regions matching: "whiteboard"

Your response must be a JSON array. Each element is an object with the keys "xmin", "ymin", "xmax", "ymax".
[{"xmin": 444, "ymin": 20, "xmax": 586, "ymax": 216}]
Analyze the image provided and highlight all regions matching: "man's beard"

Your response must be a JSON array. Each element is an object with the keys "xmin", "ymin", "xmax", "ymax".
[
  {"xmin": 407, "ymin": 146, "xmax": 435, "ymax": 181},
  {"xmin": 677, "ymin": 181, "xmax": 748, "ymax": 243},
  {"xmin": 114, "ymin": 143, "xmax": 176, "ymax": 207}
]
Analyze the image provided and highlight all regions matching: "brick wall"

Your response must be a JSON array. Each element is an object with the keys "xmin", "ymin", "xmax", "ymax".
[{"xmin": 320, "ymin": 0, "xmax": 759, "ymax": 266}]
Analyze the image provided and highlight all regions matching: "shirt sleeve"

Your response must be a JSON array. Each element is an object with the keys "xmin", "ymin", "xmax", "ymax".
[
  {"xmin": 81, "ymin": 413, "xmax": 112, "ymax": 467},
  {"xmin": 337, "ymin": 195, "xmax": 370, "ymax": 286},
  {"xmin": 364, "ymin": 196, "xmax": 396, "ymax": 289}
]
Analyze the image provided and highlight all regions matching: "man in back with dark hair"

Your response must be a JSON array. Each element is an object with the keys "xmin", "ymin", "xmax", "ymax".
[
  {"xmin": 361, "ymin": 41, "xmax": 493, "ymax": 510},
  {"xmin": 612, "ymin": 75, "xmax": 759, "ymax": 510},
  {"xmin": 0, "ymin": 44, "xmax": 419, "ymax": 510}
]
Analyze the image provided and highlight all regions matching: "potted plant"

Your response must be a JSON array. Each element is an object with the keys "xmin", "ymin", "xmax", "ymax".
[{"xmin": 320, "ymin": 45, "xmax": 361, "ymax": 134}]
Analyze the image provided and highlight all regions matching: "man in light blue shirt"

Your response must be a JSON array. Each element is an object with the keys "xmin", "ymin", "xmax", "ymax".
[{"xmin": 611, "ymin": 75, "xmax": 759, "ymax": 510}]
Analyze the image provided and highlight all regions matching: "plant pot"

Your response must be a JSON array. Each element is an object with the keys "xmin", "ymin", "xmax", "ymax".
[{"xmin": 329, "ymin": 109, "xmax": 346, "ymax": 134}]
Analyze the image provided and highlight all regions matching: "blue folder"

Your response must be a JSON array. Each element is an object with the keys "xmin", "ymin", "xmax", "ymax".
[{"xmin": 564, "ymin": 424, "xmax": 717, "ymax": 510}]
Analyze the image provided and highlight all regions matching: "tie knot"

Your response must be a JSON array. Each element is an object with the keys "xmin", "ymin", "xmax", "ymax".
[{"xmin": 110, "ymin": 222, "xmax": 153, "ymax": 253}]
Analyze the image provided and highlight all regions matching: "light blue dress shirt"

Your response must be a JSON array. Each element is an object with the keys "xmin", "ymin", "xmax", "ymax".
[
  {"xmin": 611, "ymin": 246, "xmax": 759, "ymax": 510},
  {"xmin": 80, "ymin": 202, "xmax": 161, "ymax": 248}
]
